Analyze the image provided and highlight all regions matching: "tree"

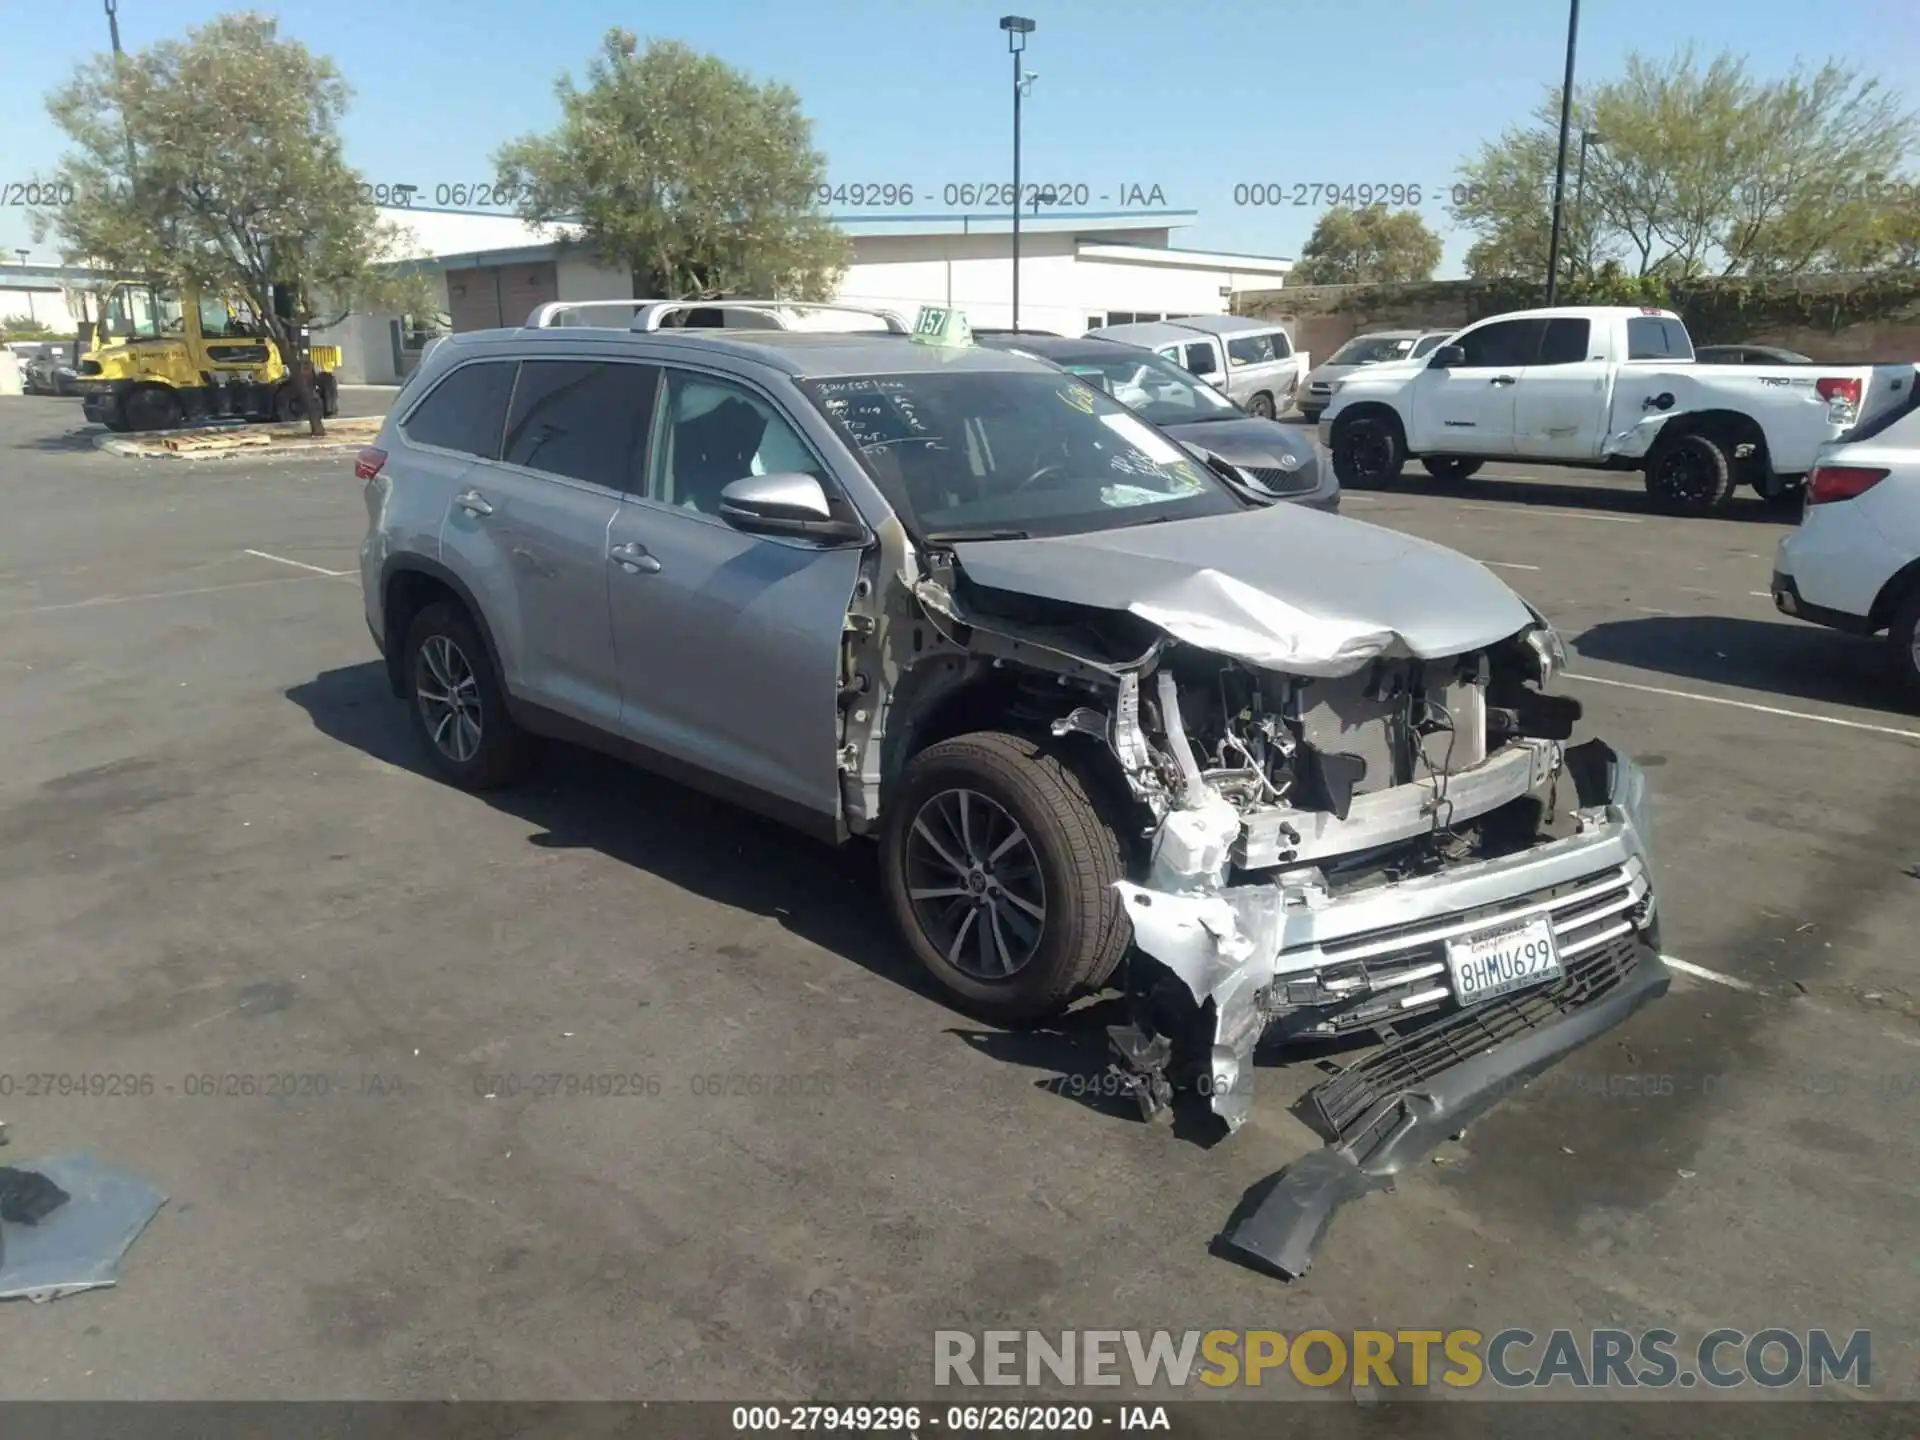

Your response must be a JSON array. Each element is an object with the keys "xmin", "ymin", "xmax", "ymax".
[
  {"xmin": 1452, "ymin": 49, "xmax": 1918, "ymax": 282},
  {"xmin": 0, "ymin": 314, "xmax": 68, "ymax": 340},
  {"xmin": 34, "ymin": 12, "xmax": 430, "ymax": 433},
  {"xmin": 496, "ymin": 30, "xmax": 848, "ymax": 301},
  {"xmin": 1290, "ymin": 206, "xmax": 1442, "ymax": 285}
]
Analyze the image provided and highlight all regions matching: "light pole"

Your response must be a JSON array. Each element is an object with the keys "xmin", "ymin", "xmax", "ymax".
[
  {"xmin": 1542, "ymin": 0, "xmax": 1580, "ymax": 305},
  {"xmin": 999, "ymin": 15, "xmax": 1034, "ymax": 331},
  {"xmin": 1572, "ymin": 129, "xmax": 1604, "ymax": 281},
  {"xmin": 105, "ymin": 0, "xmax": 137, "ymax": 181}
]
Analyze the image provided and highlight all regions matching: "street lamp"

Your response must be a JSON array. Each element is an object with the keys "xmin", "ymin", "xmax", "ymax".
[
  {"xmin": 1572, "ymin": 129, "xmax": 1604, "ymax": 279},
  {"xmin": 999, "ymin": 15, "xmax": 1035, "ymax": 331},
  {"xmin": 1542, "ymin": 0, "xmax": 1581, "ymax": 305},
  {"xmin": 105, "ymin": 0, "xmax": 137, "ymax": 182}
]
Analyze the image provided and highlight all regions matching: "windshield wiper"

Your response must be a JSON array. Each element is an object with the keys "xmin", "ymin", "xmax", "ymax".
[{"xmin": 923, "ymin": 526, "xmax": 1032, "ymax": 542}]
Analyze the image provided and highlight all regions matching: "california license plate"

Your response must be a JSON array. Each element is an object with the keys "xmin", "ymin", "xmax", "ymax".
[{"xmin": 1446, "ymin": 915, "xmax": 1563, "ymax": 1005}]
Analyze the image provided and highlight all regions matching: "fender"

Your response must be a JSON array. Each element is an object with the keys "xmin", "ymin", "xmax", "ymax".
[{"xmin": 377, "ymin": 554, "xmax": 508, "ymax": 702}]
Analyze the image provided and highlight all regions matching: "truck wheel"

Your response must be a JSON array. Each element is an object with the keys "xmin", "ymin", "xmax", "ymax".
[
  {"xmin": 1246, "ymin": 391, "xmax": 1276, "ymax": 419},
  {"xmin": 1300, "ymin": 408, "xmax": 1323, "ymax": 424},
  {"xmin": 1891, "ymin": 589, "xmax": 1920, "ymax": 706},
  {"xmin": 122, "ymin": 385, "xmax": 182, "ymax": 433},
  {"xmin": 1421, "ymin": 458, "xmax": 1483, "ymax": 484},
  {"xmin": 1330, "ymin": 411, "xmax": 1407, "ymax": 487},
  {"xmin": 1645, "ymin": 432, "xmax": 1735, "ymax": 514},
  {"xmin": 272, "ymin": 383, "xmax": 305, "ymax": 423},
  {"xmin": 881, "ymin": 731, "xmax": 1130, "ymax": 1024}
]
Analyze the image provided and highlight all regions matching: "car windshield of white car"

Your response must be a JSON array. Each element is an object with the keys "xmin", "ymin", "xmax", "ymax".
[
  {"xmin": 1050, "ymin": 351, "xmax": 1238, "ymax": 427},
  {"xmin": 1328, "ymin": 336, "xmax": 1415, "ymax": 365},
  {"xmin": 800, "ymin": 370, "xmax": 1242, "ymax": 539}
]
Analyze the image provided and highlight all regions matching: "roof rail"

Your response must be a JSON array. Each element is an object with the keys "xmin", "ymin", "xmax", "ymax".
[{"xmin": 524, "ymin": 297, "xmax": 911, "ymax": 334}]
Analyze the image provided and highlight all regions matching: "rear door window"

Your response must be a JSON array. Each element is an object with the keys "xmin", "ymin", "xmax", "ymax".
[
  {"xmin": 1535, "ymin": 318, "xmax": 1593, "ymax": 366},
  {"xmin": 1626, "ymin": 316, "xmax": 1694, "ymax": 360},
  {"xmin": 400, "ymin": 360, "xmax": 517, "ymax": 459},
  {"xmin": 502, "ymin": 359, "xmax": 660, "ymax": 491},
  {"xmin": 1227, "ymin": 333, "xmax": 1278, "ymax": 366}
]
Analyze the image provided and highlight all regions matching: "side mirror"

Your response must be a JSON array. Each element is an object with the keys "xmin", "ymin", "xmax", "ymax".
[
  {"xmin": 1429, "ymin": 345, "xmax": 1466, "ymax": 369},
  {"xmin": 718, "ymin": 473, "xmax": 866, "ymax": 543}
]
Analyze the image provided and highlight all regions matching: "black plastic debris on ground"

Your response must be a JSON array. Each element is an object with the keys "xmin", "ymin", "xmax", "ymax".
[
  {"xmin": 0, "ymin": 1151, "xmax": 166, "ymax": 1302},
  {"xmin": 0, "ymin": 1167, "xmax": 70, "ymax": 1225}
]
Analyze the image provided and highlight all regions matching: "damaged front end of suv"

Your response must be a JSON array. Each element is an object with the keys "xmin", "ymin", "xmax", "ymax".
[{"xmin": 842, "ymin": 501, "xmax": 1667, "ymax": 1279}]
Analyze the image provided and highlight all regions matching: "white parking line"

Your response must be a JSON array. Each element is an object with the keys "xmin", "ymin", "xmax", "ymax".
[
  {"xmin": 1565, "ymin": 672, "xmax": 1920, "ymax": 742},
  {"xmin": 1463, "ymin": 503, "xmax": 1643, "ymax": 525},
  {"xmin": 245, "ymin": 548, "xmax": 352, "ymax": 578},
  {"xmin": 1480, "ymin": 560, "xmax": 1542, "ymax": 572},
  {"xmin": 1, "ymin": 574, "xmax": 330, "ymax": 618},
  {"xmin": 1748, "ymin": 591, "xmax": 1773, "ymax": 598},
  {"xmin": 1662, "ymin": 954, "xmax": 1763, "ymax": 993}
]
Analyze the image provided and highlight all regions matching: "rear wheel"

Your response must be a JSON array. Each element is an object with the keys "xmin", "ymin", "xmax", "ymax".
[
  {"xmin": 402, "ymin": 601, "xmax": 529, "ymax": 789},
  {"xmin": 1421, "ymin": 457, "xmax": 1483, "ymax": 484},
  {"xmin": 1300, "ymin": 408, "xmax": 1323, "ymax": 424},
  {"xmin": 272, "ymin": 382, "xmax": 306, "ymax": 423},
  {"xmin": 1891, "ymin": 589, "xmax": 1920, "ymax": 706},
  {"xmin": 122, "ymin": 385, "xmax": 182, "ymax": 433},
  {"xmin": 1329, "ymin": 410, "xmax": 1407, "ymax": 487},
  {"xmin": 881, "ymin": 731, "xmax": 1130, "ymax": 1023},
  {"xmin": 1645, "ymin": 431, "xmax": 1735, "ymax": 514},
  {"xmin": 1246, "ymin": 391, "xmax": 1277, "ymax": 419}
]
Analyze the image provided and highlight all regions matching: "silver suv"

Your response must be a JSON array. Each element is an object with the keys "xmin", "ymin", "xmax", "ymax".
[{"xmin": 358, "ymin": 300, "xmax": 1667, "ymax": 1276}]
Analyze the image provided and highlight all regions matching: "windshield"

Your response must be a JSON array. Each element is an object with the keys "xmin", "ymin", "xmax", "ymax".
[
  {"xmin": 1327, "ymin": 335, "xmax": 1417, "ymax": 366},
  {"xmin": 799, "ymin": 369, "xmax": 1242, "ymax": 540},
  {"xmin": 105, "ymin": 285, "xmax": 185, "ymax": 340},
  {"xmin": 1040, "ymin": 348, "xmax": 1239, "ymax": 426}
]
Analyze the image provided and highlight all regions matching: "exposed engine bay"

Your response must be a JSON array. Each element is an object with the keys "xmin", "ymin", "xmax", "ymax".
[{"xmin": 834, "ymin": 506, "xmax": 1666, "ymax": 1277}]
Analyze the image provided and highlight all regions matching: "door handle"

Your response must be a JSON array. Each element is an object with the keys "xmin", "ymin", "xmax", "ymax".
[
  {"xmin": 1489, "ymin": 375, "xmax": 1517, "ymax": 386},
  {"xmin": 609, "ymin": 541, "xmax": 662, "ymax": 574},
  {"xmin": 456, "ymin": 489, "xmax": 493, "ymax": 516}
]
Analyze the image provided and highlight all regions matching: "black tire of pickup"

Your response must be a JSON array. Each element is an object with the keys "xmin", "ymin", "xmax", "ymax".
[
  {"xmin": 1422, "ymin": 457, "xmax": 1484, "ymax": 485},
  {"xmin": 1330, "ymin": 409, "xmax": 1408, "ymax": 487},
  {"xmin": 880, "ymin": 731, "xmax": 1131, "ymax": 1023},
  {"xmin": 1645, "ymin": 431, "xmax": 1736, "ymax": 515}
]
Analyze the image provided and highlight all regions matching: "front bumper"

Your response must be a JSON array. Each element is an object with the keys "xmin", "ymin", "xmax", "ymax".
[{"xmin": 1114, "ymin": 738, "xmax": 1665, "ymax": 1277}]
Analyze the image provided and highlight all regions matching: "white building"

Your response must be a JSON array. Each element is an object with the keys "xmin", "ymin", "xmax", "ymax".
[{"xmin": 318, "ymin": 205, "xmax": 1295, "ymax": 385}]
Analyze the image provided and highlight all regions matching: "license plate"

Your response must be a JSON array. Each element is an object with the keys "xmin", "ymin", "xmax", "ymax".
[{"xmin": 1446, "ymin": 915, "xmax": 1563, "ymax": 1005}]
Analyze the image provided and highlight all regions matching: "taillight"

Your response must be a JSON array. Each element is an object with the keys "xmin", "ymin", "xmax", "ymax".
[
  {"xmin": 1816, "ymin": 376, "xmax": 1863, "ymax": 423},
  {"xmin": 354, "ymin": 446, "xmax": 387, "ymax": 480},
  {"xmin": 1808, "ymin": 465, "xmax": 1888, "ymax": 504}
]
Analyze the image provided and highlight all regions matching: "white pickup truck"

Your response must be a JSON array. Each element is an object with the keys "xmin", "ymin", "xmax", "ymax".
[{"xmin": 1318, "ymin": 305, "xmax": 1918, "ymax": 514}]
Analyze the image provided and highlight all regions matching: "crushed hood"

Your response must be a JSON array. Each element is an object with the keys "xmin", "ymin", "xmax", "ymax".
[{"xmin": 950, "ymin": 504, "xmax": 1534, "ymax": 676}]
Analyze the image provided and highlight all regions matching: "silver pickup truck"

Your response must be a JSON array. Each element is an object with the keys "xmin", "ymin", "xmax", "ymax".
[{"xmin": 1320, "ymin": 305, "xmax": 1917, "ymax": 513}]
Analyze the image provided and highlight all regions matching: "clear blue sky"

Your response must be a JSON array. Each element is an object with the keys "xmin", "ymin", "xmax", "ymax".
[{"xmin": 3, "ymin": 0, "xmax": 1914, "ymax": 273}]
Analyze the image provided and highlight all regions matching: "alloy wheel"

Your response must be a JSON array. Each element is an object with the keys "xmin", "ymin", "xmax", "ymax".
[
  {"xmin": 415, "ymin": 634, "xmax": 484, "ymax": 764},
  {"xmin": 902, "ymin": 787, "xmax": 1048, "ymax": 980},
  {"xmin": 1347, "ymin": 422, "xmax": 1393, "ymax": 480}
]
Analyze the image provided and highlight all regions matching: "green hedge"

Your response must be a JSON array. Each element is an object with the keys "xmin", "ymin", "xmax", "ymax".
[{"xmin": 1254, "ymin": 269, "xmax": 1920, "ymax": 344}]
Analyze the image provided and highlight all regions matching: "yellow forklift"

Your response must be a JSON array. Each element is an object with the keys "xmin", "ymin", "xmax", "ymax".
[{"xmin": 73, "ymin": 281, "xmax": 342, "ymax": 431}]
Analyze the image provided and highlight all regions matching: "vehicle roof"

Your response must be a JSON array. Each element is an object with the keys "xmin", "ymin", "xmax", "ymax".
[
  {"xmin": 1471, "ymin": 305, "xmax": 1682, "ymax": 322},
  {"xmin": 429, "ymin": 323, "xmax": 1051, "ymax": 379},
  {"xmin": 1087, "ymin": 320, "xmax": 1218, "ymax": 347},
  {"xmin": 1156, "ymin": 313, "xmax": 1288, "ymax": 338}
]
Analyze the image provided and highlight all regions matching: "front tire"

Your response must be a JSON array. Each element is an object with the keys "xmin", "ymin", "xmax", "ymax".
[
  {"xmin": 1645, "ymin": 431, "xmax": 1735, "ymax": 514},
  {"xmin": 1891, "ymin": 588, "xmax": 1920, "ymax": 707},
  {"xmin": 1329, "ymin": 410, "xmax": 1408, "ymax": 487},
  {"xmin": 881, "ymin": 731, "xmax": 1130, "ymax": 1023},
  {"xmin": 122, "ymin": 385, "xmax": 182, "ymax": 433},
  {"xmin": 1422, "ymin": 457, "xmax": 1483, "ymax": 484},
  {"xmin": 1246, "ymin": 391, "xmax": 1277, "ymax": 420},
  {"xmin": 402, "ymin": 601, "xmax": 529, "ymax": 789},
  {"xmin": 1300, "ymin": 407, "xmax": 1323, "ymax": 424}
]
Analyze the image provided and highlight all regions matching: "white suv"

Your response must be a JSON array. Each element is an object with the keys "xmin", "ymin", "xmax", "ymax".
[{"xmin": 1772, "ymin": 390, "xmax": 1920, "ymax": 702}]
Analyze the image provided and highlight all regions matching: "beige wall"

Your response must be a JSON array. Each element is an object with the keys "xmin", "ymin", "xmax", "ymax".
[{"xmin": 1240, "ymin": 286, "xmax": 1920, "ymax": 365}]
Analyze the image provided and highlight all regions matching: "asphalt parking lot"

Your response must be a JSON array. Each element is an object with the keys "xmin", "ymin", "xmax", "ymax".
[{"xmin": 0, "ymin": 391, "xmax": 1915, "ymax": 1408}]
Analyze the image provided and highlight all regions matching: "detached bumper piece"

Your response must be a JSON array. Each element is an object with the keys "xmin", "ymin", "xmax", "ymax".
[{"xmin": 1217, "ymin": 935, "xmax": 1668, "ymax": 1280}]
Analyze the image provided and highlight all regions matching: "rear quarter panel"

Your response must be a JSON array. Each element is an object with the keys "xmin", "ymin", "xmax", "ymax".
[{"xmin": 1608, "ymin": 365, "xmax": 1863, "ymax": 471}]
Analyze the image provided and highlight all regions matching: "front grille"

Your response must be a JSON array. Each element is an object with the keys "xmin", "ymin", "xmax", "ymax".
[
  {"xmin": 1281, "ymin": 862, "xmax": 1645, "ymax": 1036},
  {"xmin": 1311, "ymin": 931, "xmax": 1643, "ymax": 1154},
  {"xmin": 1242, "ymin": 465, "xmax": 1314, "ymax": 492}
]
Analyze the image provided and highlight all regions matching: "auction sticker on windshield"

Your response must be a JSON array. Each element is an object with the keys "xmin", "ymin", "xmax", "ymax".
[{"xmin": 1446, "ymin": 915, "xmax": 1563, "ymax": 1004}]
